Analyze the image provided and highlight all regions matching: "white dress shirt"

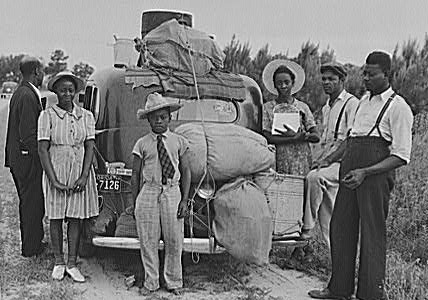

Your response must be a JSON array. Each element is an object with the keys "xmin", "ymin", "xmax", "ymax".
[
  {"xmin": 350, "ymin": 87, "xmax": 413, "ymax": 163},
  {"xmin": 313, "ymin": 89, "xmax": 359, "ymax": 161},
  {"xmin": 28, "ymin": 81, "xmax": 42, "ymax": 106}
]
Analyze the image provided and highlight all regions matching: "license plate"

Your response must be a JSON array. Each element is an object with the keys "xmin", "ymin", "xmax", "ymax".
[{"xmin": 96, "ymin": 175, "xmax": 121, "ymax": 192}]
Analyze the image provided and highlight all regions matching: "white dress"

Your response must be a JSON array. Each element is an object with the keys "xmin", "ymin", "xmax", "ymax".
[{"xmin": 37, "ymin": 104, "xmax": 99, "ymax": 219}]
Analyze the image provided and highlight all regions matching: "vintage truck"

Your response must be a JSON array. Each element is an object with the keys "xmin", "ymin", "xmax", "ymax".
[{"xmin": 82, "ymin": 9, "xmax": 305, "ymax": 255}]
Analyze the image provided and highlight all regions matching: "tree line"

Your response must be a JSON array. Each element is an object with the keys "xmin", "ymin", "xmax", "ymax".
[
  {"xmin": 223, "ymin": 35, "xmax": 428, "ymax": 116},
  {"xmin": 0, "ymin": 49, "xmax": 94, "ymax": 89},
  {"xmin": 2, "ymin": 35, "xmax": 427, "ymax": 116}
]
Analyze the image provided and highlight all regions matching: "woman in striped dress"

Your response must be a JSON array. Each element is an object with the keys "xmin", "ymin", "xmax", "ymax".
[{"xmin": 38, "ymin": 71, "xmax": 98, "ymax": 282}]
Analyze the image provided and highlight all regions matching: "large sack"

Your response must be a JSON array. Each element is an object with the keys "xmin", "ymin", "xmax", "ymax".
[
  {"xmin": 142, "ymin": 19, "xmax": 225, "ymax": 75},
  {"xmin": 175, "ymin": 123, "xmax": 275, "ymax": 183},
  {"xmin": 115, "ymin": 207, "xmax": 138, "ymax": 238},
  {"xmin": 212, "ymin": 177, "xmax": 272, "ymax": 265}
]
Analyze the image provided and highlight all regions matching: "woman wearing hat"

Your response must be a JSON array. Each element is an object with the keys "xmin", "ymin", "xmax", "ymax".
[
  {"xmin": 262, "ymin": 60, "xmax": 320, "ymax": 176},
  {"xmin": 38, "ymin": 71, "xmax": 98, "ymax": 282}
]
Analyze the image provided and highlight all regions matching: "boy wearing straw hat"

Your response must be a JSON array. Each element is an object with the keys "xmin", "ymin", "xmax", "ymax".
[{"xmin": 131, "ymin": 92, "xmax": 191, "ymax": 296}]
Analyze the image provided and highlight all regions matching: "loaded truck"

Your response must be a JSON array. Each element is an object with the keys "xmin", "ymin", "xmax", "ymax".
[{"xmin": 82, "ymin": 9, "xmax": 306, "ymax": 256}]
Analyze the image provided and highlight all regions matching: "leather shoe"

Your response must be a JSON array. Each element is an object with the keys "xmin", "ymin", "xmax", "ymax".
[
  {"xmin": 22, "ymin": 241, "xmax": 48, "ymax": 257},
  {"xmin": 308, "ymin": 288, "xmax": 349, "ymax": 299},
  {"xmin": 52, "ymin": 265, "xmax": 66, "ymax": 280},
  {"xmin": 65, "ymin": 266, "xmax": 85, "ymax": 282}
]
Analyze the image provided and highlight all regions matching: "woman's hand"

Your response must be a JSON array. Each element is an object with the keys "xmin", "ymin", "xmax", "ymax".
[
  {"xmin": 72, "ymin": 174, "xmax": 89, "ymax": 193},
  {"xmin": 52, "ymin": 181, "xmax": 71, "ymax": 192}
]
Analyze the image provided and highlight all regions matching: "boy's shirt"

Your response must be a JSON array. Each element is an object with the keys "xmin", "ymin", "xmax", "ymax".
[{"xmin": 132, "ymin": 129, "xmax": 189, "ymax": 187}]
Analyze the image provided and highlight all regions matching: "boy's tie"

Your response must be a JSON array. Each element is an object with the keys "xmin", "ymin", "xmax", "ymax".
[{"xmin": 157, "ymin": 135, "xmax": 175, "ymax": 184}]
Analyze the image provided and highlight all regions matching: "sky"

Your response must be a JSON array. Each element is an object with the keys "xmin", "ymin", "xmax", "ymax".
[{"xmin": 1, "ymin": 0, "xmax": 428, "ymax": 71}]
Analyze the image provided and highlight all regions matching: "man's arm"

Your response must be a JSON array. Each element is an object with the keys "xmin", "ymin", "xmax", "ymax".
[
  {"xmin": 311, "ymin": 138, "xmax": 347, "ymax": 170},
  {"xmin": 18, "ymin": 90, "xmax": 40, "ymax": 153},
  {"xmin": 342, "ymin": 155, "xmax": 405, "ymax": 190}
]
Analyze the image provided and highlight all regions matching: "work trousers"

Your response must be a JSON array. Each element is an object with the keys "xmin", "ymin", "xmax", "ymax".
[
  {"xmin": 135, "ymin": 183, "xmax": 184, "ymax": 291},
  {"xmin": 328, "ymin": 137, "xmax": 392, "ymax": 300},
  {"xmin": 10, "ymin": 154, "xmax": 45, "ymax": 257},
  {"xmin": 303, "ymin": 162, "xmax": 340, "ymax": 246}
]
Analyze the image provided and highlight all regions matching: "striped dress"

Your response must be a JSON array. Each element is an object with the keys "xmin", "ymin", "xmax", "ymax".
[
  {"xmin": 263, "ymin": 98, "xmax": 317, "ymax": 176},
  {"xmin": 37, "ymin": 104, "xmax": 99, "ymax": 219}
]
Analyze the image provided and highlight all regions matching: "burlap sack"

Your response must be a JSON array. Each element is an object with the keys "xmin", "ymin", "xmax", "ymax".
[
  {"xmin": 175, "ymin": 123, "xmax": 275, "ymax": 183},
  {"xmin": 212, "ymin": 177, "xmax": 273, "ymax": 265}
]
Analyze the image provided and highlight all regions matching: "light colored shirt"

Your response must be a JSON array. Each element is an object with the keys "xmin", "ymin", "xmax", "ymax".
[
  {"xmin": 262, "ymin": 98, "xmax": 316, "ymax": 133},
  {"xmin": 28, "ymin": 81, "xmax": 42, "ymax": 106},
  {"xmin": 321, "ymin": 89, "xmax": 359, "ymax": 143},
  {"xmin": 132, "ymin": 129, "xmax": 189, "ymax": 186},
  {"xmin": 350, "ymin": 87, "xmax": 413, "ymax": 163},
  {"xmin": 314, "ymin": 89, "xmax": 359, "ymax": 161}
]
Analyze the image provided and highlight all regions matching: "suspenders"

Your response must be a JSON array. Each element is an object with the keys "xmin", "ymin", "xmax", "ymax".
[
  {"xmin": 333, "ymin": 95, "xmax": 355, "ymax": 140},
  {"xmin": 366, "ymin": 92, "xmax": 397, "ymax": 139}
]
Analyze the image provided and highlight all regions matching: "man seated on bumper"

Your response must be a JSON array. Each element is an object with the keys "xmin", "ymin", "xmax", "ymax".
[{"xmin": 300, "ymin": 62, "xmax": 358, "ymax": 246}]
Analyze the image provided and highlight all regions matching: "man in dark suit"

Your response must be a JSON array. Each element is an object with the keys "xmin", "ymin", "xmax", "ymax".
[{"xmin": 5, "ymin": 56, "xmax": 46, "ymax": 257}]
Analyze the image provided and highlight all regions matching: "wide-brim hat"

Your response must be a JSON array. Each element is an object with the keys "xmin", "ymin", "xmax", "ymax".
[
  {"xmin": 262, "ymin": 59, "xmax": 305, "ymax": 95},
  {"xmin": 47, "ymin": 71, "xmax": 85, "ymax": 93},
  {"xmin": 137, "ymin": 92, "xmax": 183, "ymax": 119}
]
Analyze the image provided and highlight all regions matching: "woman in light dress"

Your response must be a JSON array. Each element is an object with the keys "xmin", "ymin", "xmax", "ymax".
[
  {"xmin": 38, "ymin": 71, "xmax": 98, "ymax": 282},
  {"xmin": 262, "ymin": 59, "xmax": 320, "ymax": 176}
]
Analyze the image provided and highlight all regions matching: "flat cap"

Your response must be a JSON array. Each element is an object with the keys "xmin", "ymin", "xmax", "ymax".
[{"xmin": 320, "ymin": 62, "xmax": 347, "ymax": 78}]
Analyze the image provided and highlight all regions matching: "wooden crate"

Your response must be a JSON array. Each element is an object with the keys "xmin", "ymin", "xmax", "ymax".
[{"xmin": 254, "ymin": 171, "xmax": 304, "ymax": 236}]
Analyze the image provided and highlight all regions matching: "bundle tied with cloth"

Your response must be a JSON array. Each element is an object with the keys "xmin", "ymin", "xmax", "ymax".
[
  {"xmin": 136, "ymin": 19, "xmax": 225, "ymax": 75},
  {"xmin": 175, "ymin": 123, "xmax": 275, "ymax": 265}
]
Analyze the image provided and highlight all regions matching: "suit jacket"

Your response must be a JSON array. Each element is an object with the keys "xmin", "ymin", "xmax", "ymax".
[{"xmin": 5, "ymin": 81, "xmax": 42, "ymax": 169}]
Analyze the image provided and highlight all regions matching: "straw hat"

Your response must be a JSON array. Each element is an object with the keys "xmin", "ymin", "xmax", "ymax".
[
  {"xmin": 262, "ymin": 59, "xmax": 305, "ymax": 95},
  {"xmin": 137, "ymin": 92, "xmax": 183, "ymax": 119},
  {"xmin": 47, "ymin": 71, "xmax": 85, "ymax": 93}
]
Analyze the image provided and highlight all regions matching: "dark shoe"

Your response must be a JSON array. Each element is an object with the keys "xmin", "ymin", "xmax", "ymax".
[
  {"xmin": 22, "ymin": 241, "xmax": 48, "ymax": 257},
  {"xmin": 168, "ymin": 288, "xmax": 183, "ymax": 296},
  {"xmin": 139, "ymin": 286, "xmax": 156, "ymax": 296},
  {"xmin": 308, "ymin": 288, "xmax": 349, "ymax": 299}
]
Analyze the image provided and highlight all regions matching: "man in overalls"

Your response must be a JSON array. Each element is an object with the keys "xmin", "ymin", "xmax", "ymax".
[{"xmin": 309, "ymin": 51, "xmax": 413, "ymax": 300}]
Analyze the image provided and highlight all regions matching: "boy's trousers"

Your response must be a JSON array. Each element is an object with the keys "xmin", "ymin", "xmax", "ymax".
[{"xmin": 135, "ymin": 183, "xmax": 184, "ymax": 291}]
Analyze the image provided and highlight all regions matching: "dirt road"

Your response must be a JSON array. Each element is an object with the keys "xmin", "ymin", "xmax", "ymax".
[{"xmin": 0, "ymin": 103, "xmax": 323, "ymax": 300}]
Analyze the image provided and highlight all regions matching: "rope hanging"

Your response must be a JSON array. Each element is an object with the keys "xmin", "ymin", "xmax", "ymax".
[{"xmin": 181, "ymin": 24, "xmax": 217, "ymax": 262}]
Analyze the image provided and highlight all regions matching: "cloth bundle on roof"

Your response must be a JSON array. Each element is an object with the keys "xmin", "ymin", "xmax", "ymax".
[
  {"xmin": 125, "ymin": 67, "xmax": 246, "ymax": 101},
  {"xmin": 141, "ymin": 19, "xmax": 225, "ymax": 75}
]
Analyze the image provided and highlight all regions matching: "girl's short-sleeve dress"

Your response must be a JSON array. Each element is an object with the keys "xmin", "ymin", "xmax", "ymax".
[
  {"xmin": 263, "ymin": 98, "xmax": 316, "ymax": 176},
  {"xmin": 38, "ymin": 104, "xmax": 99, "ymax": 220}
]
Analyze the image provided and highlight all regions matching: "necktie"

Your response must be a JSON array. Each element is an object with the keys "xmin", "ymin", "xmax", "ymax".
[{"xmin": 157, "ymin": 135, "xmax": 175, "ymax": 185}]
